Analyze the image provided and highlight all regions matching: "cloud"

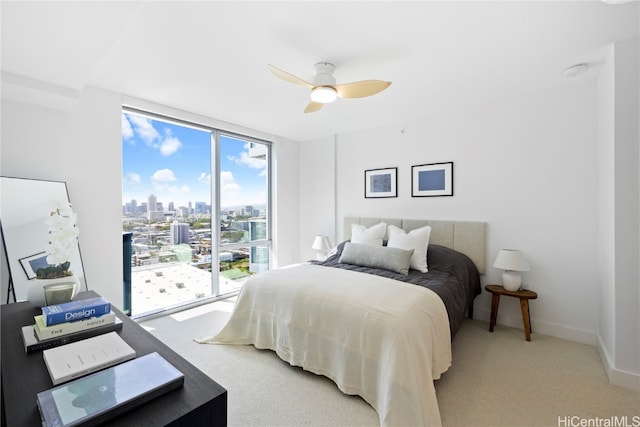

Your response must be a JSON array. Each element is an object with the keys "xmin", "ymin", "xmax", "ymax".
[
  {"xmin": 124, "ymin": 114, "xmax": 183, "ymax": 157},
  {"xmin": 221, "ymin": 170, "xmax": 241, "ymax": 191},
  {"xmin": 160, "ymin": 136, "xmax": 182, "ymax": 156},
  {"xmin": 123, "ymin": 172, "xmax": 141, "ymax": 186},
  {"xmin": 198, "ymin": 172, "xmax": 211, "ymax": 185},
  {"xmin": 121, "ymin": 114, "xmax": 134, "ymax": 141},
  {"xmin": 151, "ymin": 169, "xmax": 177, "ymax": 183},
  {"xmin": 128, "ymin": 115, "xmax": 160, "ymax": 145},
  {"xmin": 227, "ymin": 143, "xmax": 267, "ymax": 170}
]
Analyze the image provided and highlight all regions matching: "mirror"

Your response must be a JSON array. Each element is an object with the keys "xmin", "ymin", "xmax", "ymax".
[{"xmin": 1, "ymin": 176, "xmax": 87, "ymax": 303}]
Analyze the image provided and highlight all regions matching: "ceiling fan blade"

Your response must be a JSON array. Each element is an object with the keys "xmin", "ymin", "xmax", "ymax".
[
  {"xmin": 268, "ymin": 64, "xmax": 314, "ymax": 89},
  {"xmin": 304, "ymin": 101, "xmax": 323, "ymax": 113},
  {"xmin": 334, "ymin": 80, "xmax": 392, "ymax": 99}
]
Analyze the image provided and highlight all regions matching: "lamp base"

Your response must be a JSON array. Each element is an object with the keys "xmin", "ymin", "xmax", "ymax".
[{"xmin": 502, "ymin": 271, "xmax": 522, "ymax": 291}]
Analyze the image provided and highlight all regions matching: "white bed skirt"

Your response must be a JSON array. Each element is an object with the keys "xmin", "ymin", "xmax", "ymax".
[{"xmin": 197, "ymin": 264, "xmax": 452, "ymax": 426}]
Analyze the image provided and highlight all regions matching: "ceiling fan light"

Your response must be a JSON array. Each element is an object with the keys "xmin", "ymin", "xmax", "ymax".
[{"xmin": 310, "ymin": 86, "xmax": 337, "ymax": 104}]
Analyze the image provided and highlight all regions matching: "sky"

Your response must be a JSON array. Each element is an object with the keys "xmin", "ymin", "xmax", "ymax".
[{"xmin": 121, "ymin": 112, "xmax": 267, "ymax": 210}]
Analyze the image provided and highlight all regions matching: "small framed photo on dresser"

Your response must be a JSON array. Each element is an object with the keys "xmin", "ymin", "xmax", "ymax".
[
  {"xmin": 19, "ymin": 252, "xmax": 50, "ymax": 280},
  {"xmin": 364, "ymin": 167, "xmax": 397, "ymax": 198},
  {"xmin": 412, "ymin": 162, "xmax": 453, "ymax": 197}
]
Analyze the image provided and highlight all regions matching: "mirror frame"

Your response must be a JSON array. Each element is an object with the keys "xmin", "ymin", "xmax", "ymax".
[{"xmin": 1, "ymin": 176, "xmax": 88, "ymax": 303}]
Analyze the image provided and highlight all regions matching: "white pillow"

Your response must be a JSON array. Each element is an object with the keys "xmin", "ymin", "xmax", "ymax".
[
  {"xmin": 350, "ymin": 222, "xmax": 387, "ymax": 246},
  {"xmin": 386, "ymin": 224, "xmax": 431, "ymax": 272}
]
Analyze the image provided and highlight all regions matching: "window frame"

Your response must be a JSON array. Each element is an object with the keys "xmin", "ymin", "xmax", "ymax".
[{"xmin": 122, "ymin": 106, "xmax": 272, "ymax": 312}]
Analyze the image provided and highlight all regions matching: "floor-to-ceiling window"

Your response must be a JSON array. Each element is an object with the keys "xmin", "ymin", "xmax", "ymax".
[{"xmin": 121, "ymin": 109, "xmax": 271, "ymax": 317}]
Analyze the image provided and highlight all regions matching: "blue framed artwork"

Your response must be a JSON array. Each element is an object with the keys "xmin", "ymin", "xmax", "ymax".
[
  {"xmin": 412, "ymin": 162, "xmax": 453, "ymax": 197},
  {"xmin": 364, "ymin": 167, "xmax": 397, "ymax": 198}
]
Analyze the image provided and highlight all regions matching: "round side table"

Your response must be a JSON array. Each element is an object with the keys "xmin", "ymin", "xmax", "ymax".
[{"xmin": 485, "ymin": 284, "xmax": 538, "ymax": 341}]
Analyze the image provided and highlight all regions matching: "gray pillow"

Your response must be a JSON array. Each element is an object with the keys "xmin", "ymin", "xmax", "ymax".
[{"xmin": 339, "ymin": 242, "xmax": 414, "ymax": 275}]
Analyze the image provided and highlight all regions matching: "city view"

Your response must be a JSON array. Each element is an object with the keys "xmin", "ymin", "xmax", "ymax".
[{"xmin": 122, "ymin": 112, "xmax": 269, "ymax": 317}]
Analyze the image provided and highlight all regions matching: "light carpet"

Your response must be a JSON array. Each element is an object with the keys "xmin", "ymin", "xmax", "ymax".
[{"xmin": 140, "ymin": 298, "xmax": 639, "ymax": 427}]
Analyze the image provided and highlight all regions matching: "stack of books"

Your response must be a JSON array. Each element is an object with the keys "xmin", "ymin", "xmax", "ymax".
[
  {"xmin": 18, "ymin": 296, "xmax": 186, "ymax": 426},
  {"xmin": 21, "ymin": 296, "xmax": 123, "ymax": 354},
  {"xmin": 37, "ymin": 352, "xmax": 185, "ymax": 427}
]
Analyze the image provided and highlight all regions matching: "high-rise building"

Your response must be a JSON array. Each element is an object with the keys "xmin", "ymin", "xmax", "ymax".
[
  {"xmin": 147, "ymin": 194, "xmax": 158, "ymax": 221},
  {"xmin": 148, "ymin": 194, "xmax": 157, "ymax": 210},
  {"xmin": 177, "ymin": 206, "xmax": 189, "ymax": 217},
  {"xmin": 249, "ymin": 219, "xmax": 268, "ymax": 273},
  {"xmin": 128, "ymin": 199, "xmax": 137, "ymax": 214},
  {"xmin": 195, "ymin": 201, "xmax": 207, "ymax": 214},
  {"xmin": 170, "ymin": 221, "xmax": 190, "ymax": 245}
]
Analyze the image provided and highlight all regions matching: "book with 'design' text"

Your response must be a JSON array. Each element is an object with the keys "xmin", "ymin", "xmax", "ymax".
[{"xmin": 41, "ymin": 297, "xmax": 111, "ymax": 326}]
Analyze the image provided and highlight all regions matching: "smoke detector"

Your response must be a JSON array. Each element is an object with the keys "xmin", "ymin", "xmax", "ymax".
[{"xmin": 563, "ymin": 63, "xmax": 589, "ymax": 78}]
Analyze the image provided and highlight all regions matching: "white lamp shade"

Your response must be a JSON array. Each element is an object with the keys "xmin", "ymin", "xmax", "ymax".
[
  {"xmin": 493, "ymin": 249, "xmax": 530, "ymax": 271},
  {"xmin": 494, "ymin": 249, "xmax": 529, "ymax": 291},
  {"xmin": 312, "ymin": 235, "xmax": 332, "ymax": 252}
]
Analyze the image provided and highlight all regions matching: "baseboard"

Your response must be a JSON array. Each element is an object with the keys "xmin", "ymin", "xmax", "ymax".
[
  {"xmin": 474, "ymin": 307, "xmax": 597, "ymax": 345},
  {"xmin": 597, "ymin": 336, "xmax": 640, "ymax": 395}
]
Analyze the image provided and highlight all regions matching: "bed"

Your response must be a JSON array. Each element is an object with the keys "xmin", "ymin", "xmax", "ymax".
[{"xmin": 197, "ymin": 217, "xmax": 486, "ymax": 426}]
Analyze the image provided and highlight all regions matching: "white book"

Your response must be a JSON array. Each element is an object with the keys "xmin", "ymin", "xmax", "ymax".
[{"xmin": 42, "ymin": 331, "xmax": 136, "ymax": 385}]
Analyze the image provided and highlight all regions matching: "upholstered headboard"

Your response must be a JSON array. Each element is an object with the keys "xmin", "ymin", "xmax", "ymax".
[{"xmin": 343, "ymin": 217, "xmax": 487, "ymax": 274}]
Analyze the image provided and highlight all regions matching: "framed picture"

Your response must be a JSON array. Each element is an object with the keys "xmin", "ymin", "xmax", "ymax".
[
  {"xmin": 19, "ymin": 252, "xmax": 50, "ymax": 280},
  {"xmin": 364, "ymin": 167, "xmax": 397, "ymax": 198},
  {"xmin": 412, "ymin": 162, "xmax": 454, "ymax": 197}
]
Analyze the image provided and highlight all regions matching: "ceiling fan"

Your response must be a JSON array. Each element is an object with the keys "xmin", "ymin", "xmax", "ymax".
[{"xmin": 268, "ymin": 62, "xmax": 391, "ymax": 113}]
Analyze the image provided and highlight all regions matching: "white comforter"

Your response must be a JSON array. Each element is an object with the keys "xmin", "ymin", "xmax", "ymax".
[{"xmin": 197, "ymin": 263, "xmax": 452, "ymax": 426}]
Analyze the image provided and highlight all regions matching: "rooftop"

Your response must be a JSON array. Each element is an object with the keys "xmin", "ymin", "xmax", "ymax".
[{"xmin": 131, "ymin": 263, "xmax": 246, "ymax": 317}]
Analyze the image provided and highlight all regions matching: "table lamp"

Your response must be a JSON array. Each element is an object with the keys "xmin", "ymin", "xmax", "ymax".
[
  {"xmin": 312, "ymin": 235, "xmax": 332, "ymax": 260},
  {"xmin": 493, "ymin": 249, "xmax": 530, "ymax": 291}
]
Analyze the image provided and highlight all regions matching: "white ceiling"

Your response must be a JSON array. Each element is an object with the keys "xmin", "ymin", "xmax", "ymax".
[{"xmin": 1, "ymin": 1, "xmax": 638, "ymax": 142}]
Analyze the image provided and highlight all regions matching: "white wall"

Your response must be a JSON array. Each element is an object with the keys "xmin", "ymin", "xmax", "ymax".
[
  {"xmin": 299, "ymin": 136, "xmax": 336, "ymax": 261},
  {"xmin": 597, "ymin": 37, "xmax": 640, "ymax": 392},
  {"xmin": 610, "ymin": 38, "xmax": 639, "ymax": 384},
  {"xmin": 597, "ymin": 43, "xmax": 616, "ymax": 379},
  {"xmin": 271, "ymin": 137, "xmax": 301, "ymax": 268},
  {"xmin": 1, "ymin": 86, "xmax": 301, "ymax": 309}
]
